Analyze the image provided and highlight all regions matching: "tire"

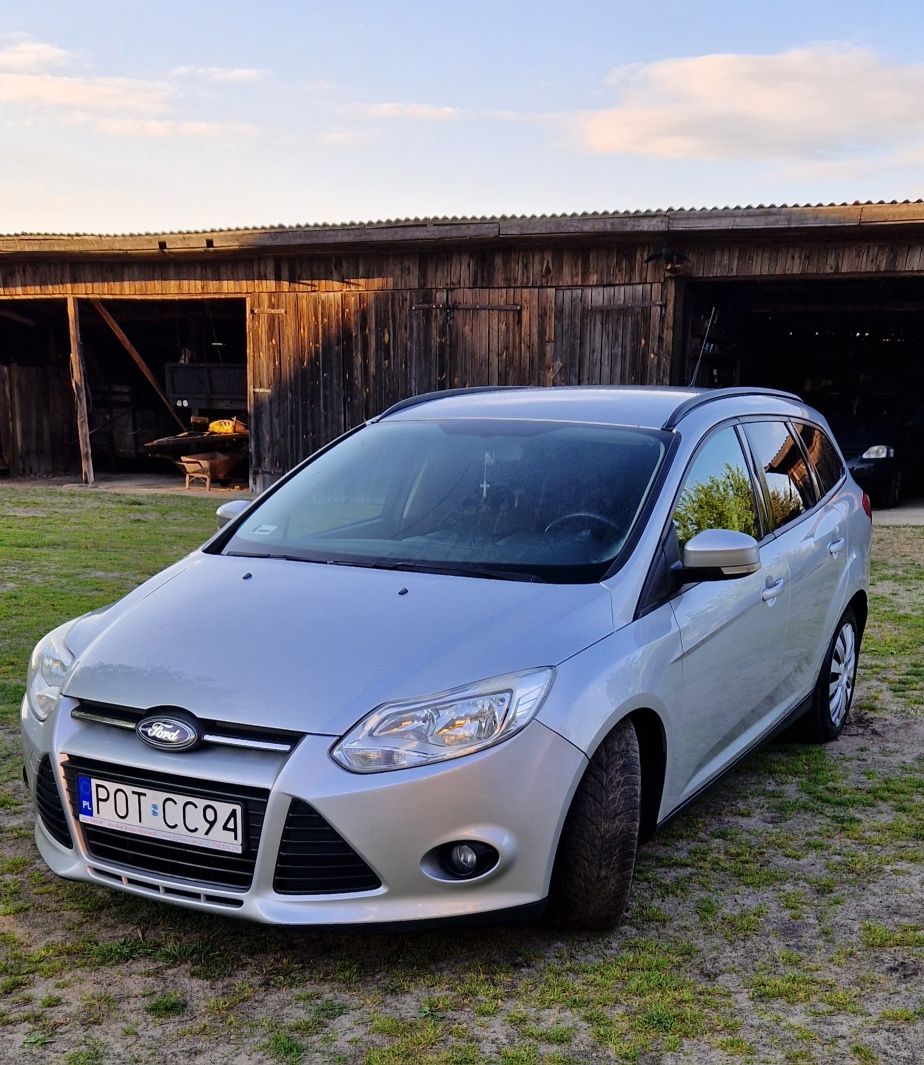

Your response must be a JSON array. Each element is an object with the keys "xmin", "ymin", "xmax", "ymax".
[
  {"xmin": 881, "ymin": 471, "xmax": 901, "ymax": 509},
  {"xmin": 793, "ymin": 607, "xmax": 859, "ymax": 743},
  {"xmin": 547, "ymin": 717, "xmax": 641, "ymax": 931}
]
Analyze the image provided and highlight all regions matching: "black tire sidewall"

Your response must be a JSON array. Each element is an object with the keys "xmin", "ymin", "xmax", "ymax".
[{"xmin": 547, "ymin": 717, "xmax": 641, "ymax": 931}]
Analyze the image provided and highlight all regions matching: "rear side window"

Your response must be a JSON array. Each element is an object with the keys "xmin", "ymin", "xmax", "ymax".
[
  {"xmin": 672, "ymin": 426, "xmax": 760, "ymax": 549},
  {"xmin": 796, "ymin": 422, "xmax": 844, "ymax": 497},
  {"xmin": 744, "ymin": 421, "xmax": 816, "ymax": 531}
]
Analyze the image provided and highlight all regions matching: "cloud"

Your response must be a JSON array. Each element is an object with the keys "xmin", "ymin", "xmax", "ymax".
[
  {"xmin": 347, "ymin": 101, "xmax": 469, "ymax": 121},
  {"xmin": 0, "ymin": 35, "xmax": 262, "ymax": 141},
  {"xmin": 0, "ymin": 72, "xmax": 170, "ymax": 113},
  {"xmin": 575, "ymin": 44, "xmax": 924, "ymax": 161},
  {"xmin": 66, "ymin": 113, "xmax": 259, "ymax": 139},
  {"xmin": 0, "ymin": 38, "xmax": 71, "ymax": 72},
  {"xmin": 317, "ymin": 129, "xmax": 378, "ymax": 146},
  {"xmin": 170, "ymin": 65, "xmax": 268, "ymax": 83}
]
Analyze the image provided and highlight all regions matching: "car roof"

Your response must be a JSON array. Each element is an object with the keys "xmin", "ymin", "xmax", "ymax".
[{"xmin": 375, "ymin": 385, "xmax": 805, "ymax": 431}]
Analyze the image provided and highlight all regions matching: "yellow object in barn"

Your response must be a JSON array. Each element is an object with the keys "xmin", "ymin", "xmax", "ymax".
[{"xmin": 208, "ymin": 417, "xmax": 248, "ymax": 435}]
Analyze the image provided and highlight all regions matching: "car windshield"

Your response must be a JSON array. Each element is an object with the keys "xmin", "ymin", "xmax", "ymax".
[{"xmin": 221, "ymin": 419, "xmax": 668, "ymax": 582}]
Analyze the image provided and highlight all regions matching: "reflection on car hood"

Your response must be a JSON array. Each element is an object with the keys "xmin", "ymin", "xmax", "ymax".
[{"xmin": 64, "ymin": 552, "xmax": 614, "ymax": 735}]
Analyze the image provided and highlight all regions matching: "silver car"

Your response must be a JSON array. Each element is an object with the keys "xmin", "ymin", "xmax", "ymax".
[{"xmin": 22, "ymin": 386, "xmax": 872, "ymax": 929}]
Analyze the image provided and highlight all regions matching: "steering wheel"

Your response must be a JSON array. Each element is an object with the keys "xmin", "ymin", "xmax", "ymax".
[{"xmin": 544, "ymin": 511, "xmax": 621, "ymax": 538}]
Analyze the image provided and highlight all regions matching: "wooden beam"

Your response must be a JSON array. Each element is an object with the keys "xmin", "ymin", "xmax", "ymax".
[
  {"xmin": 88, "ymin": 298, "xmax": 185, "ymax": 430},
  {"xmin": 0, "ymin": 307, "xmax": 36, "ymax": 327},
  {"xmin": 66, "ymin": 297, "xmax": 94, "ymax": 486}
]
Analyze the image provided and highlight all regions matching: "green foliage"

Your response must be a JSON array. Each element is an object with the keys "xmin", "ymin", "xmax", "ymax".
[{"xmin": 674, "ymin": 463, "xmax": 757, "ymax": 547}]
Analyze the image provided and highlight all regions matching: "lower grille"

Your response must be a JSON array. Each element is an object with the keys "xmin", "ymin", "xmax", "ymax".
[
  {"xmin": 273, "ymin": 799, "xmax": 381, "ymax": 895},
  {"xmin": 63, "ymin": 758, "xmax": 268, "ymax": 891},
  {"xmin": 35, "ymin": 758, "xmax": 73, "ymax": 848}
]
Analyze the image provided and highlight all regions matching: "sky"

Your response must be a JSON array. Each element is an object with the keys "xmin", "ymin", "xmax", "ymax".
[{"xmin": 2, "ymin": 0, "xmax": 924, "ymax": 233}]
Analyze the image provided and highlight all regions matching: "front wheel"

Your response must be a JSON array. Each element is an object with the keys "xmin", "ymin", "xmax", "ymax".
[
  {"xmin": 795, "ymin": 607, "xmax": 859, "ymax": 743},
  {"xmin": 547, "ymin": 717, "xmax": 641, "ymax": 931}
]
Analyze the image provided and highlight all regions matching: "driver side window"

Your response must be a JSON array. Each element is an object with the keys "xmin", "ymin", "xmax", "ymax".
[{"xmin": 673, "ymin": 426, "xmax": 760, "ymax": 550}]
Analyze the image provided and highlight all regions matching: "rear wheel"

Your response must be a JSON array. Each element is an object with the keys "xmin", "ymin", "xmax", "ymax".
[
  {"xmin": 548, "ymin": 717, "xmax": 641, "ymax": 931},
  {"xmin": 795, "ymin": 607, "xmax": 859, "ymax": 743},
  {"xmin": 882, "ymin": 470, "xmax": 902, "ymax": 509}
]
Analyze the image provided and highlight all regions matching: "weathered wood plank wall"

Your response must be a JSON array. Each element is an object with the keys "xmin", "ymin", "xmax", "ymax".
[
  {"xmin": 245, "ymin": 281, "xmax": 666, "ymax": 489},
  {"xmin": 3, "ymin": 237, "xmax": 924, "ymax": 299},
  {"xmin": 3, "ymin": 228, "xmax": 924, "ymax": 489},
  {"xmin": 0, "ymin": 365, "xmax": 76, "ymax": 475}
]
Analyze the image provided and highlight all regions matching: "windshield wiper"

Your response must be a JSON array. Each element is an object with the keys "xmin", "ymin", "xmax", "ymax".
[
  {"xmin": 363, "ymin": 559, "xmax": 546, "ymax": 583},
  {"xmin": 228, "ymin": 552, "xmax": 545, "ymax": 582}
]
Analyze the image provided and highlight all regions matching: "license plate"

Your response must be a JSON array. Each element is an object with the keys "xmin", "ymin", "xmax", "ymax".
[{"xmin": 76, "ymin": 774, "xmax": 244, "ymax": 854}]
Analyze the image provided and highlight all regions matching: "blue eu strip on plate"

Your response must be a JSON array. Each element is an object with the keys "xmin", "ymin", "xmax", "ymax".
[{"xmin": 77, "ymin": 775, "xmax": 94, "ymax": 817}]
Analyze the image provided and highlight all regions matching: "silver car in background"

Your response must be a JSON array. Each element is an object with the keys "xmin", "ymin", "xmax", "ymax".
[{"xmin": 22, "ymin": 386, "xmax": 872, "ymax": 929}]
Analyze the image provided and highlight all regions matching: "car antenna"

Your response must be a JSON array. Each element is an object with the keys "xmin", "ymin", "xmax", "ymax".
[{"xmin": 688, "ymin": 306, "xmax": 718, "ymax": 388}]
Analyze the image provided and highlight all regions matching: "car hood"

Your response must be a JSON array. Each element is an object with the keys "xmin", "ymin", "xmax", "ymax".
[{"xmin": 63, "ymin": 552, "xmax": 614, "ymax": 735}]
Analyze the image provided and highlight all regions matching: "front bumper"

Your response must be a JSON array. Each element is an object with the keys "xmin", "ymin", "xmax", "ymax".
[{"xmin": 22, "ymin": 696, "xmax": 586, "ymax": 925}]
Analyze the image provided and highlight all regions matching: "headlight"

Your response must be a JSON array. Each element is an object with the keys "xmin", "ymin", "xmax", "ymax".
[
  {"xmin": 331, "ymin": 668, "xmax": 554, "ymax": 773},
  {"xmin": 861, "ymin": 445, "xmax": 893, "ymax": 459},
  {"xmin": 26, "ymin": 623, "xmax": 76, "ymax": 721}
]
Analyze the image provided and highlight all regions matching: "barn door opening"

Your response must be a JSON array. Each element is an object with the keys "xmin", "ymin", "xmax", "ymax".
[
  {"xmin": 553, "ymin": 284, "xmax": 664, "ymax": 386},
  {"xmin": 413, "ymin": 289, "xmax": 522, "ymax": 390}
]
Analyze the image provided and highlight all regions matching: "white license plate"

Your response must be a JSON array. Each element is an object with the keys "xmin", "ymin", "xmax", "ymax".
[{"xmin": 76, "ymin": 774, "xmax": 244, "ymax": 854}]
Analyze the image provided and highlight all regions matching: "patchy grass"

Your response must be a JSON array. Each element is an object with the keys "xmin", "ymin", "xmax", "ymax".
[{"xmin": 0, "ymin": 486, "xmax": 922, "ymax": 1063}]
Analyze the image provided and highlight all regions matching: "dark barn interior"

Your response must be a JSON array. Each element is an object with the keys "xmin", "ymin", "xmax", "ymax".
[
  {"xmin": 685, "ymin": 277, "xmax": 924, "ymax": 399},
  {"xmin": 0, "ymin": 298, "xmax": 246, "ymax": 479}
]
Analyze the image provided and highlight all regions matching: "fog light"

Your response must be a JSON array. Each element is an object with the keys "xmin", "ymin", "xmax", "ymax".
[
  {"xmin": 449, "ymin": 844, "xmax": 478, "ymax": 876},
  {"xmin": 438, "ymin": 840, "xmax": 499, "ymax": 879}
]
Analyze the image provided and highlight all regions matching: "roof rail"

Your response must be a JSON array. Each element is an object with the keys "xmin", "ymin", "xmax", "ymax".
[
  {"xmin": 662, "ymin": 387, "xmax": 802, "ymax": 430},
  {"xmin": 373, "ymin": 385, "xmax": 529, "ymax": 420}
]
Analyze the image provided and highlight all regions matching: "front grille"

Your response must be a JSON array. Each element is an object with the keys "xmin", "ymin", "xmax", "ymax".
[
  {"xmin": 35, "ymin": 757, "xmax": 73, "ymax": 848},
  {"xmin": 273, "ymin": 799, "xmax": 381, "ymax": 895},
  {"xmin": 71, "ymin": 701, "xmax": 303, "ymax": 754},
  {"xmin": 63, "ymin": 758, "xmax": 269, "ymax": 891}
]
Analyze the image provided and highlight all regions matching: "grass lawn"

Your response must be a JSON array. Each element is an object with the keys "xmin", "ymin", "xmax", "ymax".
[{"xmin": 0, "ymin": 486, "xmax": 921, "ymax": 1065}]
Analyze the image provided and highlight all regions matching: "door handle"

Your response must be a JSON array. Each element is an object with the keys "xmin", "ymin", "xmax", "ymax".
[
  {"xmin": 828, "ymin": 538, "xmax": 845, "ymax": 558},
  {"xmin": 761, "ymin": 578, "xmax": 786, "ymax": 603}
]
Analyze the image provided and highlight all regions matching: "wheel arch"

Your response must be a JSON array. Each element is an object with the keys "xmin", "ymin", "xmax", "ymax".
[
  {"xmin": 848, "ymin": 589, "xmax": 868, "ymax": 639},
  {"xmin": 628, "ymin": 708, "xmax": 668, "ymax": 843},
  {"xmin": 579, "ymin": 706, "xmax": 667, "ymax": 845}
]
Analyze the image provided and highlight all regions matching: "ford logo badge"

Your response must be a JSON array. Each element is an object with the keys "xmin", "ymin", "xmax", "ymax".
[{"xmin": 136, "ymin": 713, "xmax": 201, "ymax": 752}]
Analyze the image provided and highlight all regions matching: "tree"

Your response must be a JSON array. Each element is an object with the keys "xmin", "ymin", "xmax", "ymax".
[{"xmin": 674, "ymin": 464, "xmax": 758, "ymax": 548}]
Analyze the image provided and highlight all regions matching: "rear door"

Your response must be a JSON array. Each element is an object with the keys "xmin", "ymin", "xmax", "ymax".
[
  {"xmin": 667, "ymin": 423, "xmax": 792, "ymax": 803},
  {"xmin": 745, "ymin": 419, "xmax": 849, "ymax": 700}
]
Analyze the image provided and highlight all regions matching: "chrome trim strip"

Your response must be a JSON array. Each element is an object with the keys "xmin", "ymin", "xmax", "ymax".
[
  {"xmin": 71, "ymin": 709, "xmax": 294, "ymax": 752},
  {"xmin": 201, "ymin": 733, "xmax": 293, "ymax": 752},
  {"xmin": 71, "ymin": 709, "xmax": 135, "ymax": 730}
]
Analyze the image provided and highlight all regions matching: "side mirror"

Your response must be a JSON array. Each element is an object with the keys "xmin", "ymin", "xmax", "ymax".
[
  {"xmin": 216, "ymin": 498, "xmax": 251, "ymax": 530},
  {"xmin": 679, "ymin": 529, "xmax": 761, "ymax": 580}
]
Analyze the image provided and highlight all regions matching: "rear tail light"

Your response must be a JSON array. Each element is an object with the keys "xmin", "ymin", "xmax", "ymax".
[{"xmin": 862, "ymin": 491, "xmax": 873, "ymax": 520}]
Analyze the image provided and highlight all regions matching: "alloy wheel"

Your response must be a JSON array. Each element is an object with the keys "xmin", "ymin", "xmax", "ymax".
[{"xmin": 828, "ymin": 622, "xmax": 857, "ymax": 727}]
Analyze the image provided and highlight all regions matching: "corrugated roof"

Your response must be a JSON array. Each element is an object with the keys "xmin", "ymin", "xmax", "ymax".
[{"xmin": 4, "ymin": 199, "xmax": 923, "ymax": 238}]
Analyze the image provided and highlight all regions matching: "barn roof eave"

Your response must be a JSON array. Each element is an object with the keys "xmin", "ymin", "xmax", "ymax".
[{"xmin": 2, "ymin": 200, "xmax": 924, "ymax": 258}]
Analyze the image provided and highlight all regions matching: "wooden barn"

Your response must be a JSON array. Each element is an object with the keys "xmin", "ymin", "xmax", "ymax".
[{"xmin": 1, "ymin": 200, "xmax": 923, "ymax": 492}]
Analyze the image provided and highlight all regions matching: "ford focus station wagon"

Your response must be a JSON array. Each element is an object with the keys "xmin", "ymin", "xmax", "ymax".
[{"xmin": 22, "ymin": 386, "xmax": 872, "ymax": 929}]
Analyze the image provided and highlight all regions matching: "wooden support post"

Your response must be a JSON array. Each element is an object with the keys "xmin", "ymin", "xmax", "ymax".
[
  {"xmin": 88, "ymin": 298, "xmax": 186, "ymax": 430},
  {"xmin": 66, "ymin": 297, "xmax": 95, "ymax": 486}
]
